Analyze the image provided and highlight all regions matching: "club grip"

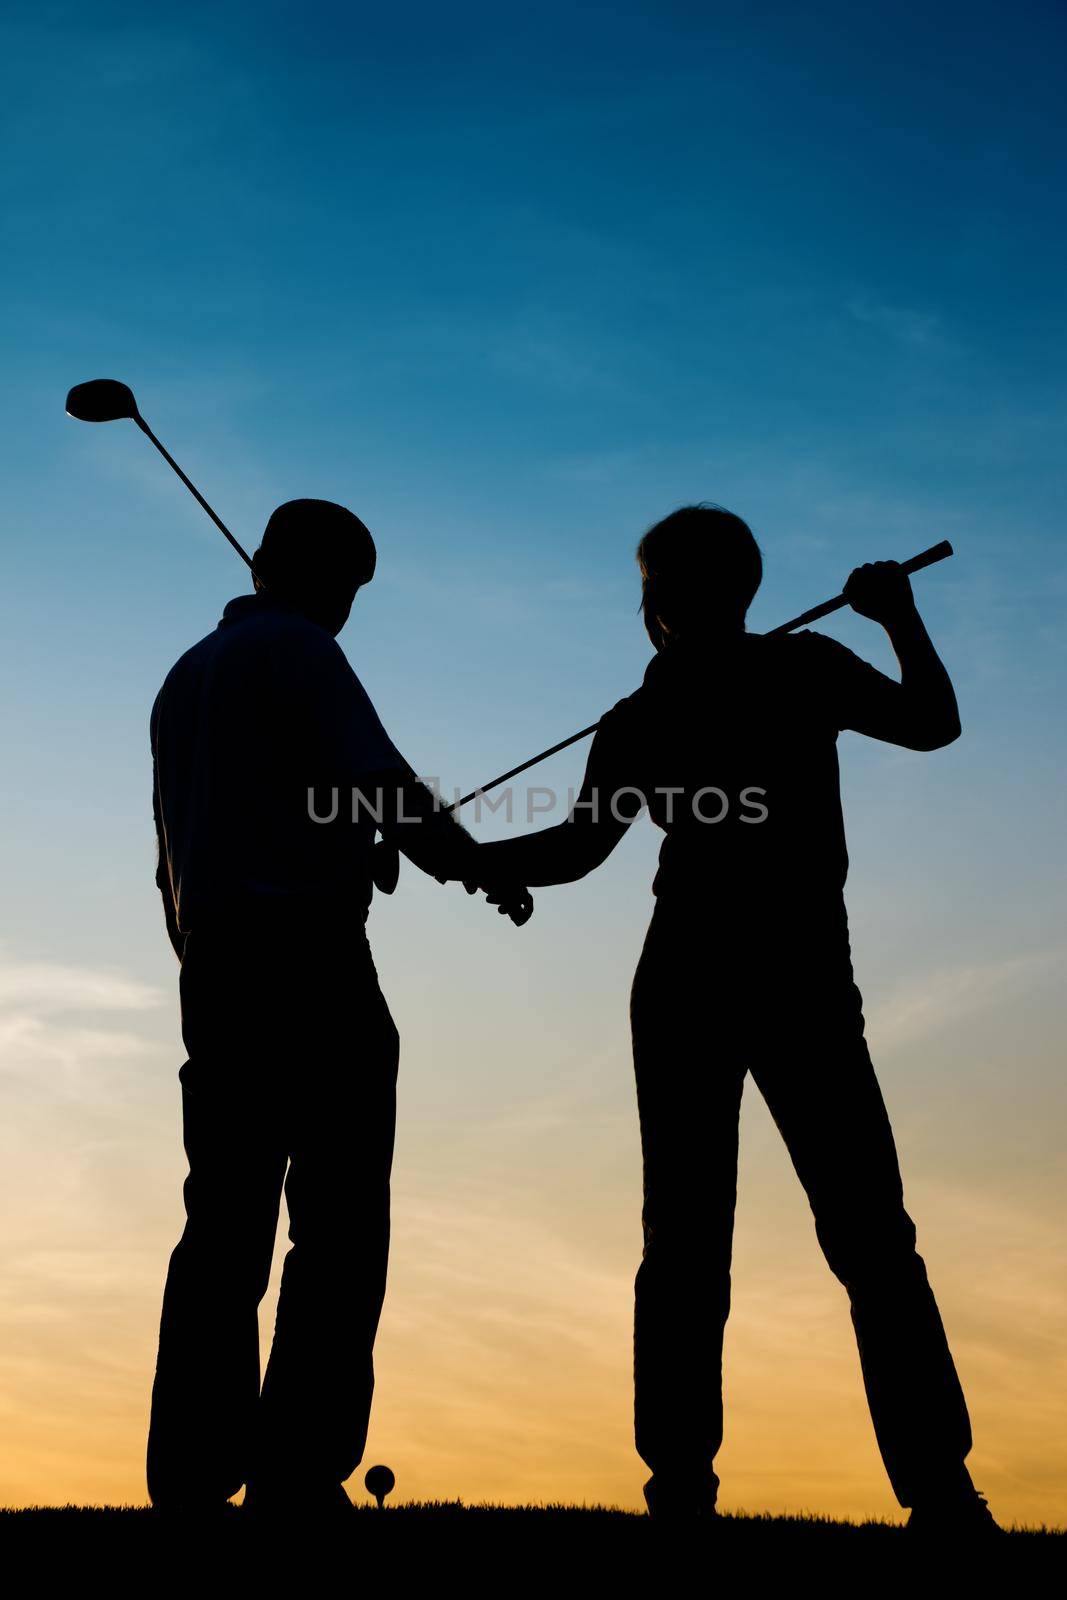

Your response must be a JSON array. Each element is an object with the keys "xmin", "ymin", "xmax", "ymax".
[{"xmin": 901, "ymin": 540, "xmax": 953, "ymax": 576}]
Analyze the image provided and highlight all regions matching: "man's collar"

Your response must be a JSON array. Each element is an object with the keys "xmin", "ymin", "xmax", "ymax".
[{"xmin": 218, "ymin": 592, "xmax": 302, "ymax": 628}]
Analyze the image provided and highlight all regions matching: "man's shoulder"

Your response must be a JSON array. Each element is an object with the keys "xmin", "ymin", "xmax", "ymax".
[
  {"xmin": 219, "ymin": 596, "xmax": 335, "ymax": 652},
  {"xmin": 242, "ymin": 606, "xmax": 354, "ymax": 683},
  {"xmin": 169, "ymin": 600, "xmax": 342, "ymax": 679},
  {"xmin": 153, "ymin": 602, "xmax": 316, "ymax": 720},
  {"xmin": 157, "ymin": 625, "xmax": 224, "ymax": 696}
]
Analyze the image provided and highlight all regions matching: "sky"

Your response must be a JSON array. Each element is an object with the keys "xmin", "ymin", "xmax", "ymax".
[{"xmin": 1, "ymin": 0, "xmax": 1065, "ymax": 1523}]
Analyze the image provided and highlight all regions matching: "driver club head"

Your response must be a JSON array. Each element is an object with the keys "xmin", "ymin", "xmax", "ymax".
[{"xmin": 65, "ymin": 378, "xmax": 140, "ymax": 424}]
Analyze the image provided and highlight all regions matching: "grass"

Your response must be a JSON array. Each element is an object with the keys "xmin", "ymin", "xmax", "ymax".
[{"xmin": 1, "ymin": 1501, "xmax": 1063, "ymax": 1583}]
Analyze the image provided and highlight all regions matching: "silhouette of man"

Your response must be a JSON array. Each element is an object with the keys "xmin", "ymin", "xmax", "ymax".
[
  {"xmin": 478, "ymin": 505, "xmax": 997, "ymax": 1534},
  {"xmin": 147, "ymin": 499, "xmax": 530, "ymax": 1514}
]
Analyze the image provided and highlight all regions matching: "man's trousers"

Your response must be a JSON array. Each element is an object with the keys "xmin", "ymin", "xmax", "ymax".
[{"xmin": 147, "ymin": 915, "xmax": 399, "ymax": 1505}]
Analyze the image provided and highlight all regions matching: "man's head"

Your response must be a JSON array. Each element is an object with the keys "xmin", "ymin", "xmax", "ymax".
[
  {"xmin": 252, "ymin": 499, "xmax": 376, "ymax": 635},
  {"xmin": 637, "ymin": 504, "xmax": 762, "ymax": 650}
]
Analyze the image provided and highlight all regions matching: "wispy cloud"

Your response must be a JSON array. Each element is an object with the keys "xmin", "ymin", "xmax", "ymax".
[
  {"xmin": 865, "ymin": 948, "xmax": 1061, "ymax": 1054},
  {"xmin": 0, "ymin": 953, "xmax": 163, "ymax": 1096},
  {"xmin": 0, "ymin": 951, "xmax": 174, "ymax": 1505},
  {"xmin": 489, "ymin": 313, "xmax": 633, "ymax": 398},
  {"xmin": 845, "ymin": 293, "xmax": 947, "ymax": 350},
  {"xmin": 0, "ymin": 956, "xmax": 160, "ymax": 1015}
]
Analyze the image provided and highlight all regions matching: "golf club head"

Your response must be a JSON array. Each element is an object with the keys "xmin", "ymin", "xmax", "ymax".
[{"xmin": 65, "ymin": 379, "xmax": 140, "ymax": 424}]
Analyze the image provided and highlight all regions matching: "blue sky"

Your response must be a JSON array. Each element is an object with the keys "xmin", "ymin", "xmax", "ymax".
[{"xmin": 1, "ymin": 0, "xmax": 1065, "ymax": 1516}]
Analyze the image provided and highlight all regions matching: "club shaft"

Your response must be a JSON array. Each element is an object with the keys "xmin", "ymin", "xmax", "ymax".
[
  {"xmin": 135, "ymin": 415, "xmax": 254, "ymax": 569},
  {"xmin": 448, "ymin": 539, "xmax": 954, "ymax": 811},
  {"xmin": 450, "ymin": 724, "xmax": 601, "ymax": 811}
]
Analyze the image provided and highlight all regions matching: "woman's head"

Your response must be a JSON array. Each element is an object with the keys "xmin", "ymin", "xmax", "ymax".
[{"xmin": 637, "ymin": 504, "xmax": 762, "ymax": 650}]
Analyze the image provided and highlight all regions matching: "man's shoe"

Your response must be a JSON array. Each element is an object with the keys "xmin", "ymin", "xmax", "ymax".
[
  {"xmin": 907, "ymin": 1489, "xmax": 1003, "ymax": 1540},
  {"xmin": 643, "ymin": 1474, "xmax": 718, "ymax": 1521}
]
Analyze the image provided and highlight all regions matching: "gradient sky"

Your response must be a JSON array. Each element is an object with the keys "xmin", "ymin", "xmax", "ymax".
[{"xmin": 1, "ymin": 0, "xmax": 1065, "ymax": 1522}]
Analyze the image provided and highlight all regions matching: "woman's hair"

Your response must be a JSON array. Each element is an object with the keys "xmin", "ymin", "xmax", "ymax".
[{"xmin": 636, "ymin": 504, "xmax": 762, "ymax": 651}]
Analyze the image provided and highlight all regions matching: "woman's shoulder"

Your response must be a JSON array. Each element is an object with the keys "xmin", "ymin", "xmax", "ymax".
[{"xmin": 593, "ymin": 680, "xmax": 655, "ymax": 751}]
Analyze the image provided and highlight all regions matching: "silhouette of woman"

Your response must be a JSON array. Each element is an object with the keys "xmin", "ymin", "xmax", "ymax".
[{"xmin": 479, "ymin": 505, "xmax": 997, "ymax": 1534}]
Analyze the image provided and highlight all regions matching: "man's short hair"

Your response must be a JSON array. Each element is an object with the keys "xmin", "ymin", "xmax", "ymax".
[
  {"xmin": 637, "ymin": 504, "xmax": 762, "ymax": 650},
  {"xmin": 253, "ymin": 500, "xmax": 376, "ymax": 590}
]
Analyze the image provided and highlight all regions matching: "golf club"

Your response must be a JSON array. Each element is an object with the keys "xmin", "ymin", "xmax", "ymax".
[
  {"xmin": 65, "ymin": 379, "xmax": 255, "ymax": 569},
  {"xmin": 447, "ymin": 539, "xmax": 954, "ymax": 811}
]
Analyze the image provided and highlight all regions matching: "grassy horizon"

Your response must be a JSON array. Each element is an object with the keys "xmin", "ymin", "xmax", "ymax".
[{"xmin": 2, "ymin": 1501, "xmax": 1063, "ymax": 1536}]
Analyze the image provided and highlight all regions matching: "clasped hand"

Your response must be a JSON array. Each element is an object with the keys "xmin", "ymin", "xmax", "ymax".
[
  {"xmin": 467, "ymin": 876, "xmax": 534, "ymax": 926},
  {"xmin": 434, "ymin": 861, "xmax": 534, "ymax": 926},
  {"xmin": 844, "ymin": 560, "xmax": 917, "ymax": 627}
]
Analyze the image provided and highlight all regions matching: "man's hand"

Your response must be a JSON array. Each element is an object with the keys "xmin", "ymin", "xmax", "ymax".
[
  {"xmin": 483, "ymin": 878, "xmax": 534, "ymax": 926},
  {"xmin": 844, "ymin": 560, "xmax": 917, "ymax": 628},
  {"xmin": 462, "ymin": 874, "xmax": 534, "ymax": 926}
]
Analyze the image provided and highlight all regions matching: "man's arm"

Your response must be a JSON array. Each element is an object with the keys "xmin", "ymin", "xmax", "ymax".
[
  {"xmin": 372, "ymin": 769, "xmax": 476, "ymax": 880},
  {"xmin": 475, "ymin": 709, "xmax": 641, "ymax": 887},
  {"xmin": 152, "ymin": 764, "xmax": 185, "ymax": 962},
  {"xmin": 288, "ymin": 624, "xmax": 531, "ymax": 918},
  {"xmin": 366, "ymin": 770, "xmax": 532, "ymax": 921},
  {"xmin": 839, "ymin": 561, "xmax": 961, "ymax": 750}
]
